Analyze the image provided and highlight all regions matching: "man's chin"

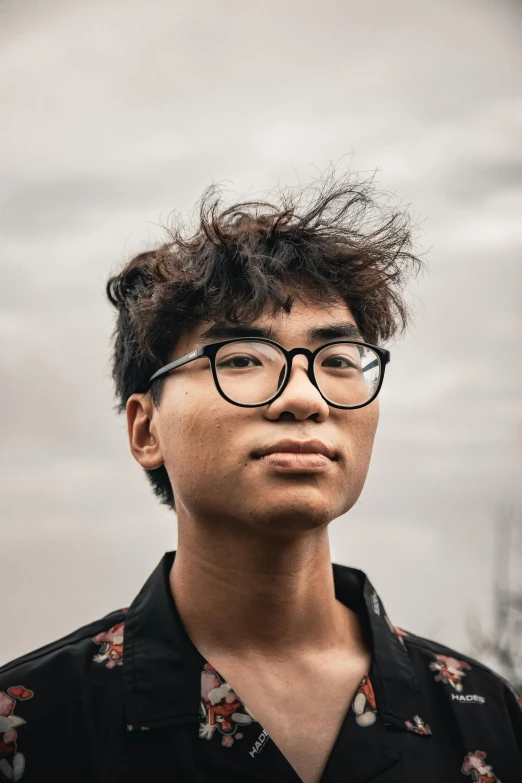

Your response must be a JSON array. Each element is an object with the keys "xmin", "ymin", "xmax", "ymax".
[{"xmin": 246, "ymin": 499, "xmax": 339, "ymax": 536}]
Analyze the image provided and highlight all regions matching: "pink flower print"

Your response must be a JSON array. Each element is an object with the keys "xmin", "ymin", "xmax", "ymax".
[
  {"xmin": 92, "ymin": 623, "xmax": 124, "ymax": 668},
  {"xmin": 462, "ymin": 750, "xmax": 499, "ymax": 782},
  {"xmin": 429, "ymin": 654, "xmax": 471, "ymax": 692}
]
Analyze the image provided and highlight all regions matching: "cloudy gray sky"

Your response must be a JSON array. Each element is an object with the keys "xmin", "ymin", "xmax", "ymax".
[{"xmin": 1, "ymin": 0, "xmax": 521, "ymax": 669}]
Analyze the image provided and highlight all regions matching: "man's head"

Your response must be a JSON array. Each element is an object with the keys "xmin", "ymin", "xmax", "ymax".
[{"xmin": 106, "ymin": 173, "xmax": 422, "ymax": 534}]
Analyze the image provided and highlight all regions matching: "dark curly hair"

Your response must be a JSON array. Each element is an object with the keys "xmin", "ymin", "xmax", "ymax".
[{"xmin": 106, "ymin": 171, "xmax": 424, "ymax": 511}]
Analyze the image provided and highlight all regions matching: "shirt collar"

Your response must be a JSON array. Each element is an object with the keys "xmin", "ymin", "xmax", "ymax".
[
  {"xmin": 333, "ymin": 565, "xmax": 426, "ymax": 730},
  {"xmin": 123, "ymin": 551, "xmax": 426, "ymax": 733}
]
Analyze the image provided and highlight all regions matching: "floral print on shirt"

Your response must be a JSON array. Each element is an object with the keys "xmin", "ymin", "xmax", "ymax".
[
  {"xmin": 352, "ymin": 674, "xmax": 377, "ymax": 727},
  {"xmin": 92, "ymin": 608, "xmax": 128, "ymax": 669},
  {"xmin": 199, "ymin": 663, "xmax": 257, "ymax": 747},
  {"xmin": 430, "ymin": 654, "xmax": 471, "ymax": 692},
  {"xmin": 405, "ymin": 714, "xmax": 432, "ymax": 735},
  {"xmin": 92, "ymin": 622, "xmax": 125, "ymax": 668},
  {"xmin": 461, "ymin": 750, "xmax": 500, "ymax": 782},
  {"xmin": 0, "ymin": 686, "xmax": 33, "ymax": 782}
]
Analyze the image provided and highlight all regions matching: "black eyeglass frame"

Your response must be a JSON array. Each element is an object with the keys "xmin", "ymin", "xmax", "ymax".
[{"xmin": 147, "ymin": 338, "xmax": 391, "ymax": 410}]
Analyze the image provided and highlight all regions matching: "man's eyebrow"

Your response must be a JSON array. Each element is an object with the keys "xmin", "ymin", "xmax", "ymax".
[{"xmin": 198, "ymin": 321, "xmax": 364, "ymax": 343}]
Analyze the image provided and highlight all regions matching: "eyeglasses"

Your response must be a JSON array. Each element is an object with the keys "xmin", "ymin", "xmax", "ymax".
[{"xmin": 147, "ymin": 338, "xmax": 390, "ymax": 409}]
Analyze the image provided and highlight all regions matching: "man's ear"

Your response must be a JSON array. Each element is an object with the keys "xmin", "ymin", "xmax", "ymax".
[{"xmin": 126, "ymin": 393, "xmax": 164, "ymax": 469}]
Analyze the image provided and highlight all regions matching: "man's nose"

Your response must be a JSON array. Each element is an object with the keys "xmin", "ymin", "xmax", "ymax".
[{"xmin": 282, "ymin": 355, "xmax": 316, "ymax": 391}]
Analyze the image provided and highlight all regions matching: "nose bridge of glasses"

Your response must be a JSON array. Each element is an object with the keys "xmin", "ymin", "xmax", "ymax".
[{"xmin": 284, "ymin": 347, "xmax": 316, "ymax": 382}]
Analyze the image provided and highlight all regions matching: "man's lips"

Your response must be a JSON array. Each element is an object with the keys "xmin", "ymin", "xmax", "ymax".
[
  {"xmin": 252, "ymin": 438, "xmax": 338, "ymax": 460},
  {"xmin": 256, "ymin": 452, "xmax": 333, "ymax": 471}
]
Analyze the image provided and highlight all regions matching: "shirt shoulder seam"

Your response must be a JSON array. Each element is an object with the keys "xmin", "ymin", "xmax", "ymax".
[
  {"xmin": 0, "ymin": 608, "xmax": 126, "ymax": 676},
  {"xmin": 401, "ymin": 632, "xmax": 508, "ymax": 683}
]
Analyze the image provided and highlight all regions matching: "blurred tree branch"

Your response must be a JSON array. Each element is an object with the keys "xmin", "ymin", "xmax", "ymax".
[{"xmin": 468, "ymin": 504, "xmax": 522, "ymax": 692}]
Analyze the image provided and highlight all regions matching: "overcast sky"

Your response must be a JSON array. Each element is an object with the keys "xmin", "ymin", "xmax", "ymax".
[{"xmin": 1, "ymin": 0, "xmax": 521, "ymax": 669}]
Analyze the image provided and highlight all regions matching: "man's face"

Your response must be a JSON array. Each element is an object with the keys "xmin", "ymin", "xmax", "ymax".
[{"xmin": 127, "ymin": 294, "xmax": 380, "ymax": 537}]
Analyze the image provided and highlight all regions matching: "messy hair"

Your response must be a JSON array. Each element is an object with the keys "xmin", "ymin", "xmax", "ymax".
[{"xmin": 106, "ymin": 171, "xmax": 424, "ymax": 511}]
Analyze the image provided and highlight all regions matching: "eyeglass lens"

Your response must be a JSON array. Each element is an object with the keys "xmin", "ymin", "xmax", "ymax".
[{"xmin": 214, "ymin": 341, "xmax": 381, "ymax": 407}]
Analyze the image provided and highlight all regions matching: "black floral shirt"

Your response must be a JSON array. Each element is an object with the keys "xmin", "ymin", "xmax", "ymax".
[{"xmin": 1, "ymin": 551, "xmax": 521, "ymax": 782}]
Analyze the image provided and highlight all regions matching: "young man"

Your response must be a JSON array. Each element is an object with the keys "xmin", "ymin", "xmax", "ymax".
[{"xmin": 1, "ymin": 177, "xmax": 521, "ymax": 783}]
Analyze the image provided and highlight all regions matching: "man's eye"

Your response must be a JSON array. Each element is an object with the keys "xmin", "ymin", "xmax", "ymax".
[
  {"xmin": 322, "ymin": 356, "xmax": 358, "ymax": 369},
  {"xmin": 218, "ymin": 355, "xmax": 259, "ymax": 368}
]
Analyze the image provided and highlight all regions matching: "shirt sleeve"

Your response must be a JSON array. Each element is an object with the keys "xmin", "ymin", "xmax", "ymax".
[{"xmin": 503, "ymin": 679, "xmax": 522, "ymax": 756}]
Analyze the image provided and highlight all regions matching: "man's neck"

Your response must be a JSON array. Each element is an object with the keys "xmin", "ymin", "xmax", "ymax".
[{"xmin": 169, "ymin": 519, "xmax": 367, "ymax": 660}]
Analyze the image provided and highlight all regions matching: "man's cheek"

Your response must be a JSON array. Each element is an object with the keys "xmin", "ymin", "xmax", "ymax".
[{"xmin": 341, "ymin": 429, "xmax": 373, "ymax": 474}]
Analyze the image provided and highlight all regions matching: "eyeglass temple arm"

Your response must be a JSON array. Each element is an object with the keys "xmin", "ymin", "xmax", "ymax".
[
  {"xmin": 148, "ymin": 347, "xmax": 203, "ymax": 384},
  {"xmin": 360, "ymin": 352, "xmax": 389, "ymax": 372},
  {"xmin": 366, "ymin": 350, "xmax": 390, "ymax": 370},
  {"xmin": 364, "ymin": 358, "xmax": 380, "ymax": 371}
]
